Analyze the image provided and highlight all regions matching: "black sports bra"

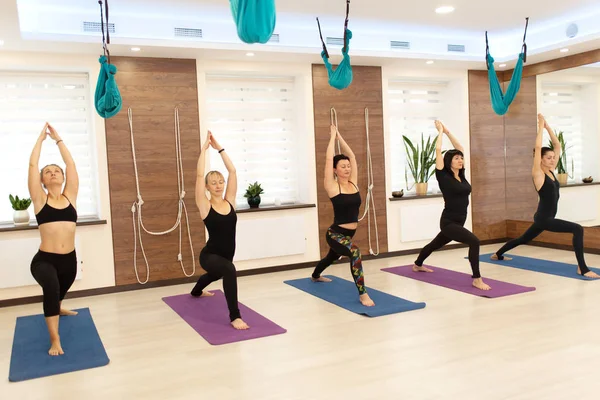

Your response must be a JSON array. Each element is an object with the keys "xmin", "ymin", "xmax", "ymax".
[
  {"xmin": 330, "ymin": 181, "xmax": 361, "ymax": 225},
  {"xmin": 35, "ymin": 195, "xmax": 78, "ymax": 225}
]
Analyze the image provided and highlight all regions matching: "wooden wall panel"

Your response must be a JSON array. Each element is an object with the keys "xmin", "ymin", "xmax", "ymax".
[
  {"xmin": 467, "ymin": 70, "xmax": 507, "ymax": 240},
  {"xmin": 311, "ymin": 65, "xmax": 388, "ymax": 258},
  {"xmin": 503, "ymin": 49, "xmax": 600, "ymax": 81},
  {"xmin": 504, "ymin": 75, "xmax": 538, "ymax": 221},
  {"xmin": 507, "ymin": 220, "xmax": 600, "ymax": 249},
  {"xmin": 104, "ymin": 57, "xmax": 205, "ymax": 286}
]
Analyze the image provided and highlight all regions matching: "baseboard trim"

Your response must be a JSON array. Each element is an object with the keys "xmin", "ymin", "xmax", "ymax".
[{"xmin": 0, "ymin": 238, "xmax": 508, "ymax": 308}]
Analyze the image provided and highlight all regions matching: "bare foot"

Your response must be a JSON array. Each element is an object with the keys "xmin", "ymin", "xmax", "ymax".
[
  {"xmin": 472, "ymin": 278, "xmax": 491, "ymax": 291},
  {"xmin": 412, "ymin": 264, "xmax": 433, "ymax": 273},
  {"xmin": 578, "ymin": 268, "xmax": 600, "ymax": 279},
  {"xmin": 359, "ymin": 293, "xmax": 375, "ymax": 307},
  {"xmin": 231, "ymin": 318, "xmax": 249, "ymax": 330},
  {"xmin": 491, "ymin": 254, "xmax": 512, "ymax": 261},
  {"xmin": 200, "ymin": 291, "xmax": 215, "ymax": 297},
  {"xmin": 49, "ymin": 339, "xmax": 64, "ymax": 356},
  {"xmin": 60, "ymin": 309, "xmax": 78, "ymax": 316},
  {"xmin": 311, "ymin": 276, "xmax": 332, "ymax": 282}
]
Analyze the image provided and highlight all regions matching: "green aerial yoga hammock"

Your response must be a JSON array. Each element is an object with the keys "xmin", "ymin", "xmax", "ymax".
[
  {"xmin": 230, "ymin": 0, "xmax": 276, "ymax": 44},
  {"xmin": 486, "ymin": 17, "xmax": 529, "ymax": 116},
  {"xmin": 317, "ymin": 0, "xmax": 353, "ymax": 90},
  {"xmin": 94, "ymin": 0, "xmax": 122, "ymax": 119}
]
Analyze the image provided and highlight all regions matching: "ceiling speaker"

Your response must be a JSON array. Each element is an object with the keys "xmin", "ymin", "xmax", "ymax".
[{"xmin": 566, "ymin": 23, "xmax": 578, "ymax": 38}]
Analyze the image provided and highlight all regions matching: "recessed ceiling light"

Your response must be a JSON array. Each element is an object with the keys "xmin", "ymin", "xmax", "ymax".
[
  {"xmin": 499, "ymin": 63, "xmax": 506, "ymax": 67},
  {"xmin": 435, "ymin": 6, "xmax": 455, "ymax": 14},
  {"xmin": 131, "ymin": 47, "xmax": 141, "ymax": 52},
  {"xmin": 426, "ymin": 60, "xmax": 434, "ymax": 64},
  {"xmin": 246, "ymin": 52, "xmax": 255, "ymax": 57},
  {"xmin": 560, "ymin": 48, "xmax": 569, "ymax": 53}
]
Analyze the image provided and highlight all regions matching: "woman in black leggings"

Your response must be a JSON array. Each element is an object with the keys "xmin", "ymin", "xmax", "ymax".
[
  {"xmin": 28, "ymin": 123, "xmax": 80, "ymax": 356},
  {"xmin": 492, "ymin": 114, "xmax": 600, "ymax": 278},
  {"xmin": 311, "ymin": 124, "xmax": 375, "ymax": 307},
  {"xmin": 413, "ymin": 120, "xmax": 491, "ymax": 290},
  {"xmin": 191, "ymin": 131, "xmax": 249, "ymax": 330}
]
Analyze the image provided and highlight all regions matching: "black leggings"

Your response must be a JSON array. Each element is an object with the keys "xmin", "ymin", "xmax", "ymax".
[
  {"xmin": 191, "ymin": 249, "xmax": 241, "ymax": 321},
  {"xmin": 30, "ymin": 250, "xmax": 78, "ymax": 317},
  {"xmin": 495, "ymin": 217, "xmax": 590, "ymax": 274},
  {"xmin": 415, "ymin": 217, "xmax": 481, "ymax": 278}
]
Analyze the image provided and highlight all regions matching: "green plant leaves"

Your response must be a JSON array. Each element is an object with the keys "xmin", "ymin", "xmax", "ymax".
[
  {"xmin": 9, "ymin": 194, "xmax": 32, "ymax": 211},
  {"xmin": 244, "ymin": 181, "xmax": 265, "ymax": 198},
  {"xmin": 403, "ymin": 133, "xmax": 437, "ymax": 185}
]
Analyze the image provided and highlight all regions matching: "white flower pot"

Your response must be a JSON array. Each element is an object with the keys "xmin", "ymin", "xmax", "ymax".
[{"xmin": 13, "ymin": 210, "xmax": 30, "ymax": 226}]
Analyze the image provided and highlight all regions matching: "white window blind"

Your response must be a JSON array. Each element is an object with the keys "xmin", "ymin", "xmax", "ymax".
[
  {"xmin": 0, "ymin": 72, "xmax": 99, "ymax": 223},
  {"xmin": 205, "ymin": 74, "xmax": 298, "ymax": 207},
  {"xmin": 540, "ymin": 82, "xmax": 583, "ymax": 181},
  {"xmin": 388, "ymin": 79, "xmax": 449, "ymax": 194}
]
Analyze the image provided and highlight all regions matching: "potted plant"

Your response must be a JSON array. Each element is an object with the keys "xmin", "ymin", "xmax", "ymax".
[
  {"xmin": 244, "ymin": 181, "xmax": 264, "ymax": 208},
  {"xmin": 548, "ymin": 131, "xmax": 573, "ymax": 186},
  {"xmin": 9, "ymin": 194, "xmax": 32, "ymax": 226},
  {"xmin": 403, "ymin": 133, "xmax": 438, "ymax": 195}
]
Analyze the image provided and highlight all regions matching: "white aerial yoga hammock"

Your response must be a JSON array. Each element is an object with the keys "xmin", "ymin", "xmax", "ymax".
[
  {"xmin": 329, "ymin": 107, "xmax": 380, "ymax": 256},
  {"xmin": 128, "ymin": 107, "xmax": 196, "ymax": 284}
]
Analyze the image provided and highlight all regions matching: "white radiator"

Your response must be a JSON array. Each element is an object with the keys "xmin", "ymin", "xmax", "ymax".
[{"xmin": 400, "ymin": 202, "xmax": 444, "ymax": 242}]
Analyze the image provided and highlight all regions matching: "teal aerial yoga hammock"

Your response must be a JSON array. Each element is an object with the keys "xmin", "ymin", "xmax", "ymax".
[
  {"xmin": 317, "ymin": 0, "xmax": 353, "ymax": 90},
  {"xmin": 94, "ymin": 0, "xmax": 122, "ymax": 119},
  {"xmin": 230, "ymin": 0, "xmax": 276, "ymax": 44},
  {"xmin": 486, "ymin": 17, "xmax": 529, "ymax": 116}
]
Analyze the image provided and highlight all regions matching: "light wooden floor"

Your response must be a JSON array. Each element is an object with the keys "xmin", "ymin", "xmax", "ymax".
[{"xmin": 2, "ymin": 244, "xmax": 600, "ymax": 400}]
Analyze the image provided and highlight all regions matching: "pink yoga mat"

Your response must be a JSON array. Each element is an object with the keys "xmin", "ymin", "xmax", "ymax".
[
  {"xmin": 162, "ymin": 290, "xmax": 286, "ymax": 345},
  {"xmin": 382, "ymin": 265, "xmax": 536, "ymax": 298}
]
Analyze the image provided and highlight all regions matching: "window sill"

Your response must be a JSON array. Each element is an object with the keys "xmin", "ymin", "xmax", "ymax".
[
  {"xmin": 560, "ymin": 181, "xmax": 600, "ymax": 189},
  {"xmin": 389, "ymin": 193, "xmax": 443, "ymax": 202},
  {"xmin": 236, "ymin": 203, "xmax": 316, "ymax": 214},
  {"xmin": 0, "ymin": 218, "xmax": 107, "ymax": 233}
]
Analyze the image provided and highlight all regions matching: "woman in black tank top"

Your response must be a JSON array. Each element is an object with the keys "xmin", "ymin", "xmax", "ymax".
[
  {"xmin": 191, "ymin": 132, "xmax": 250, "ymax": 330},
  {"xmin": 413, "ymin": 121, "xmax": 491, "ymax": 290},
  {"xmin": 492, "ymin": 114, "xmax": 599, "ymax": 278},
  {"xmin": 311, "ymin": 124, "xmax": 375, "ymax": 307},
  {"xmin": 27, "ymin": 123, "xmax": 80, "ymax": 356}
]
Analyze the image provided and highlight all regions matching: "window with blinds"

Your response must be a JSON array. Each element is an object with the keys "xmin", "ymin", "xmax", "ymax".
[
  {"xmin": 205, "ymin": 74, "xmax": 298, "ymax": 207},
  {"xmin": 388, "ymin": 79, "xmax": 449, "ymax": 194},
  {"xmin": 540, "ymin": 82, "xmax": 583, "ymax": 181},
  {"xmin": 0, "ymin": 72, "xmax": 99, "ymax": 223}
]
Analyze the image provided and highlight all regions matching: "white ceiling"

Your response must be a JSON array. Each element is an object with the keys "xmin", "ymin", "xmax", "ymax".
[{"xmin": 1, "ymin": 0, "xmax": 600, "ymax": 68}]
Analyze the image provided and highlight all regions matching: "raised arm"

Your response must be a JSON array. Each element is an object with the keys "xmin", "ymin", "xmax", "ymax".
[
  {"xmin": 195, "ymin": 133, "xmax": 211, "ymax": 219},
  {"xmin": 532, "ymin": 114, "xmax": 545, "ymax": 188},
  {"xmin": 28, "ymin": 124, "xmax": 49, "ymax": 211},
  {"xmin": 434, "ymin": 120, "xmax": 444, "ymax": 170},
  {"xmin": 209, "ymin": 132, "xmax": 237, "ymax": 204},
  {"xmin": 442, "ymin": 123, "xmax": 464, "ymax": 153},
  {"xmin": 324, "ymin": 125, "xmax": 337, "ymax": 193},
  {"xmin": 47, "ymin": 124, "xmax": 78, "ymax": 204},
  {"xmin": 336, "ymin": 128, "xmax": 358, "ymax": 185},
  {"xmin": 544, "ymin": 118, "xmax": 561, "ymax": 158}
]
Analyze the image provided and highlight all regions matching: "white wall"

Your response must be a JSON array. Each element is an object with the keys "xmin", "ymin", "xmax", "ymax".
[
  {"xmin": 537, "ymin": 69, "xmax": 600, "ymax": 226},
  {"xmin": 195, "ymin": 59, "xmax": 321, "ymax": 270},
  {"xmin": 382, "ymin": 67, "xmax": 472, "ymax": 251},
  {"xmin": 0, "ymin": 51, "xmax": 116, "ymax": 301}
]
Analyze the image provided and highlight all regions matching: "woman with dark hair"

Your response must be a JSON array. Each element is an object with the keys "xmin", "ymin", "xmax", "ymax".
[
  {"xmin": 311, "ymin": 124, "xmax": 375, "ymax": 307},
  {"xmin": 412, "ymin": 120, "xmax": 491, "ymax": 290},
  {"xmin": 491, "ymin": 114, "xmax": 600, "ymax": 278},
  {"xmin": 191, "ymin": 131, "xmax": 250, "ymax": 329},
  {"xmin": 28, "ymin": 123, "xmax": 80, "ymax": 356}
]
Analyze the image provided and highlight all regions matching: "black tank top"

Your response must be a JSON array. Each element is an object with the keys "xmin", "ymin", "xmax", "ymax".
[
  {"xmin": 35, "ymin": 195, "xmax": 78, "ymax": 225},
  {"xmin": 435, "ymin": 168, "xmax": 471, "ymax": 221},
  {"xmin": 203, "ymin": 201, "xmax": 237, "ymax": 261},
  {"xmin": 534, "ymin": 172, "xmax": 560, "ymax": 220},
  {"xmin": 330, "ymin": 182, "xmax": 361, "ymax": 225}
]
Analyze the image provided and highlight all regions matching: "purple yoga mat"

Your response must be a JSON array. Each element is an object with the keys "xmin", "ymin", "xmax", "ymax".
[
  {"xmin": 162, "ymin": 290, "xmax": 286, "ymax": 345},
  {"xmin": 381, "ymin": 265, "xmax": 536, "ymax": 298}
]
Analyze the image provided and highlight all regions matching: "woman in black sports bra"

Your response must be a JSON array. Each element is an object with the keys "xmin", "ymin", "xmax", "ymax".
[
  {"xmin": 492, "ymin": 114, "xmax": 600, "ymax": 278},
  {"xmin": 191, "ymin": 131, "xmax": 250, "ymax": 330},
  {"xmin": 28, "ymin": 123, "xmax": 80, "ymax": 356},
  {"xmin": 311, "ymin": 124, "xmax": 375, "ymax": 307}
]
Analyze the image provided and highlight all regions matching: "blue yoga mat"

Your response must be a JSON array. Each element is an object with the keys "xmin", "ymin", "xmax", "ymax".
[
  {"xmin": 9, "ymin": 308, "xmax": 110, "ymax": 382},
  {"xmin": 479, "ymin": 253, "xmax": 600, "ymax": 280},
  {"xmin": 283, "ymin": 275, "xmax": 426, "ymax": 317}
]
